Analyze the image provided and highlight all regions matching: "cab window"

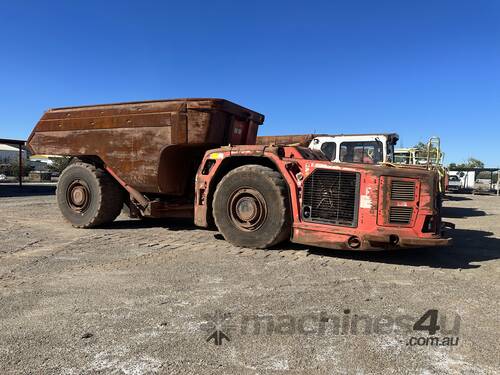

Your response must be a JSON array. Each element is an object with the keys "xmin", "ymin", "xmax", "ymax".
[
  {"xmin": 340, "ymin": 141, "xmax": 383, "ymax": 164},
  {"xmin": 320, "ymin": 142, "xmax": 336, "ymax": 160}
]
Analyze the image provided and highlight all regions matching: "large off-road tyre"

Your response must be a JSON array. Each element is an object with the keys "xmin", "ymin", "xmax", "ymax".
[
  {"xmin": 213, "ymin": 165, "xmax": 291, "ymax": 248},
  {"xmin": 57, "ymin": 162, "xmax": 125, "ymax": 228}
]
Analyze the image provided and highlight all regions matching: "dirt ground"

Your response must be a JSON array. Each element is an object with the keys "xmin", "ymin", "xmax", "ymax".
[{"xmin": 0, "ymin": 185, "xmax": 499, "ymax": 374}]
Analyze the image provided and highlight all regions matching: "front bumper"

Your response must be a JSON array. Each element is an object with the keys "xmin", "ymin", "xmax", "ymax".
[
  {"xmin": 364, "ymin": 234, "xmax": 453, "ymax": 248},
  {"xmin": 365, "ymin": 221, "xmax": 454, "ymax": 249},
  {"xmin": 292, "ymin": 224, "xmax": 454, "ymax": 251}
]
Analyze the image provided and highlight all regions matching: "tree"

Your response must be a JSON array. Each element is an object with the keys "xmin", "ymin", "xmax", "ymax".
[
  {"xmin": 8, "ymin": 158, "xmax": 34, "ymax": 177},
  {"xmin": 465, "ymin": 158, "xmax": 484, "ymax": 168},
  {"xmin": 48, "ymin": 157, "xmax": 71, "ymax": 174},
  {"xmin": 448, "ymin": 158, "xmax": 485, "ymax": 169},
  {"xmin": 413, "ymin": 141, "xmax": 438, "ymax": 158},
  {"xmin": 413, "ymin": 142, "xmax": 428, "ymax": 152}
]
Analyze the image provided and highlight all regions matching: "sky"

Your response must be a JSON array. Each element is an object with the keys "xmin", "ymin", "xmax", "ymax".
[{"xmin": 0, "ymin": 1, "xmax": 499, "ymax": 166}]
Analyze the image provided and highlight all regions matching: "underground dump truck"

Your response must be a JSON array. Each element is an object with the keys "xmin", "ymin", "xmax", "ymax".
[{"xmin": 27, "ymin": 98, "xmax": 453, "ymax": 250}]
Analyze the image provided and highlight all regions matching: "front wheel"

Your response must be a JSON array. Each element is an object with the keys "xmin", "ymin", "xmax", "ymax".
[{"xmin": 213, "ymin": 165, "xmax": 291, "ymax": 248}]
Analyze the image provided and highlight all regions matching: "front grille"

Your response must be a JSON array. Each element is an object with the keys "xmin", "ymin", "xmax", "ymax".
[
  {"xmin": 302, "ymin": 169, "xmax": 359, "ymax": 226},
  {"xmin": 389, "ymin": 206, "xmax": 413, "ymax": 224},
  {"xmin": 391, "ymin": 180, "xmax": 415, "ymax": 201}
]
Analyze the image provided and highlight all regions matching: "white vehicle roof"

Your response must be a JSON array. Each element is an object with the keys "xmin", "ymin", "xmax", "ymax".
[{"xmin": 313, "ymin": 133, "xmax": 399, "ymax": 143}]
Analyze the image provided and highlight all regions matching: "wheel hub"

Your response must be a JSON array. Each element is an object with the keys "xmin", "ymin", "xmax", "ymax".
[
  {"xmin": 228, "ymin": 188, "xmax": 267, "ymax": 231},
  {"xmin": 235, "ymin": 197, "xmax": 258, "ymax": 221},
  {"xmin": 71, "ymin": 186, "xmax": 86, "ymax": 205},
  {"xmin": 67, "ymin": 180, "xmax": 90, "ymax": 213}
]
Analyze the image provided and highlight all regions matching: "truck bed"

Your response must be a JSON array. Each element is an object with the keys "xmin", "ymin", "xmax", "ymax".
[{"xmin": 28, "ymin": 98, "xmax": 264, "ymax": 194}]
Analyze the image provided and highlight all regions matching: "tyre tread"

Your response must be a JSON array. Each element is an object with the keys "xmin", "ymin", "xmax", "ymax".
[
  {"xmin": 213, "ymin": 164, "xmax": 291, "ymax": 248},
  {"xmin": 58, "ymin": 162, "xmax": 124, "ymax": 228}
]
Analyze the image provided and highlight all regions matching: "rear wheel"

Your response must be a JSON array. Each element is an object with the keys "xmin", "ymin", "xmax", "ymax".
[
  {"xmin": 213, "ymin": 165, "xmax": 291, "ymax": 248},
  {"xmin": 57, "ymin": 162, "xmax": 125, "ymax": 228}
]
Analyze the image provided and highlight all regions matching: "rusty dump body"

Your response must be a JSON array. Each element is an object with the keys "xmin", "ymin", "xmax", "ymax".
[
  {"xmin": 28, "ymin": 98, "xmax": 264, "ymax": 195},
  {"xmin": 28, "ymin": 98, "xmax": 452, "ymax": 251}
]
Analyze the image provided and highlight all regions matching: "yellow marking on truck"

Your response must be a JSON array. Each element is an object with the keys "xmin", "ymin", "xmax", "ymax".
[{"xmin": 209, "ymin": 152, "xmax": 224, "ymax": 160}]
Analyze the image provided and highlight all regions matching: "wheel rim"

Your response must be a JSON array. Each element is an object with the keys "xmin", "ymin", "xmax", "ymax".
[
  {"xmin": 66, "ymin": 180, "xmax": 91, "ymax": 213},
  {"xmin": 228, "ymin": 188, "xmax": 267, "ymax": 231}
]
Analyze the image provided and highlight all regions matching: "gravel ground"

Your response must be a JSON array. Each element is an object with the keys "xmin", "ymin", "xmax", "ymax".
[{"xmin": 0, "ymin": 186, "xmax": 499, "ymax": 374}]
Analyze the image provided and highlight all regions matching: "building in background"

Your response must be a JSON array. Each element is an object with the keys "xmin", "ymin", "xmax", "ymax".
[{"xmin": 0, "ymin": 143, "xmax": 28, "ymax": 163}]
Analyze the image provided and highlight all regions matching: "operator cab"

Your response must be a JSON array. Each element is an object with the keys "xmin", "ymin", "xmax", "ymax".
[{"xmin": 308, "ymin": 133, "xmax": 399, "ymax": 165}]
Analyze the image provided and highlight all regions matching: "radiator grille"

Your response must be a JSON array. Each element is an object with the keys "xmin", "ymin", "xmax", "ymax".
[
  {"xmin": 391, "ymin": 180, "xmax": 415, "ymax": 201},
  {"xmin": 389, "ymin": 206, "xmax": 413, "ymax": 224},
  {"xmin": 302, "ymin": 169, "xmax": 359, "ymax": 226}
]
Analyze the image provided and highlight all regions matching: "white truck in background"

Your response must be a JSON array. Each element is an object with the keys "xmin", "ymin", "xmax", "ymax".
[
  {"xmin": 447, "ymin": 171, "xmax": 474, "ymax": 192},
  {"xmin": 448, "ymin": 170, "xmax": 500, "ymax": 194},
  {"xmin": 446, "ymin": 174, "xmax": 462, "ymax": 192}
]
